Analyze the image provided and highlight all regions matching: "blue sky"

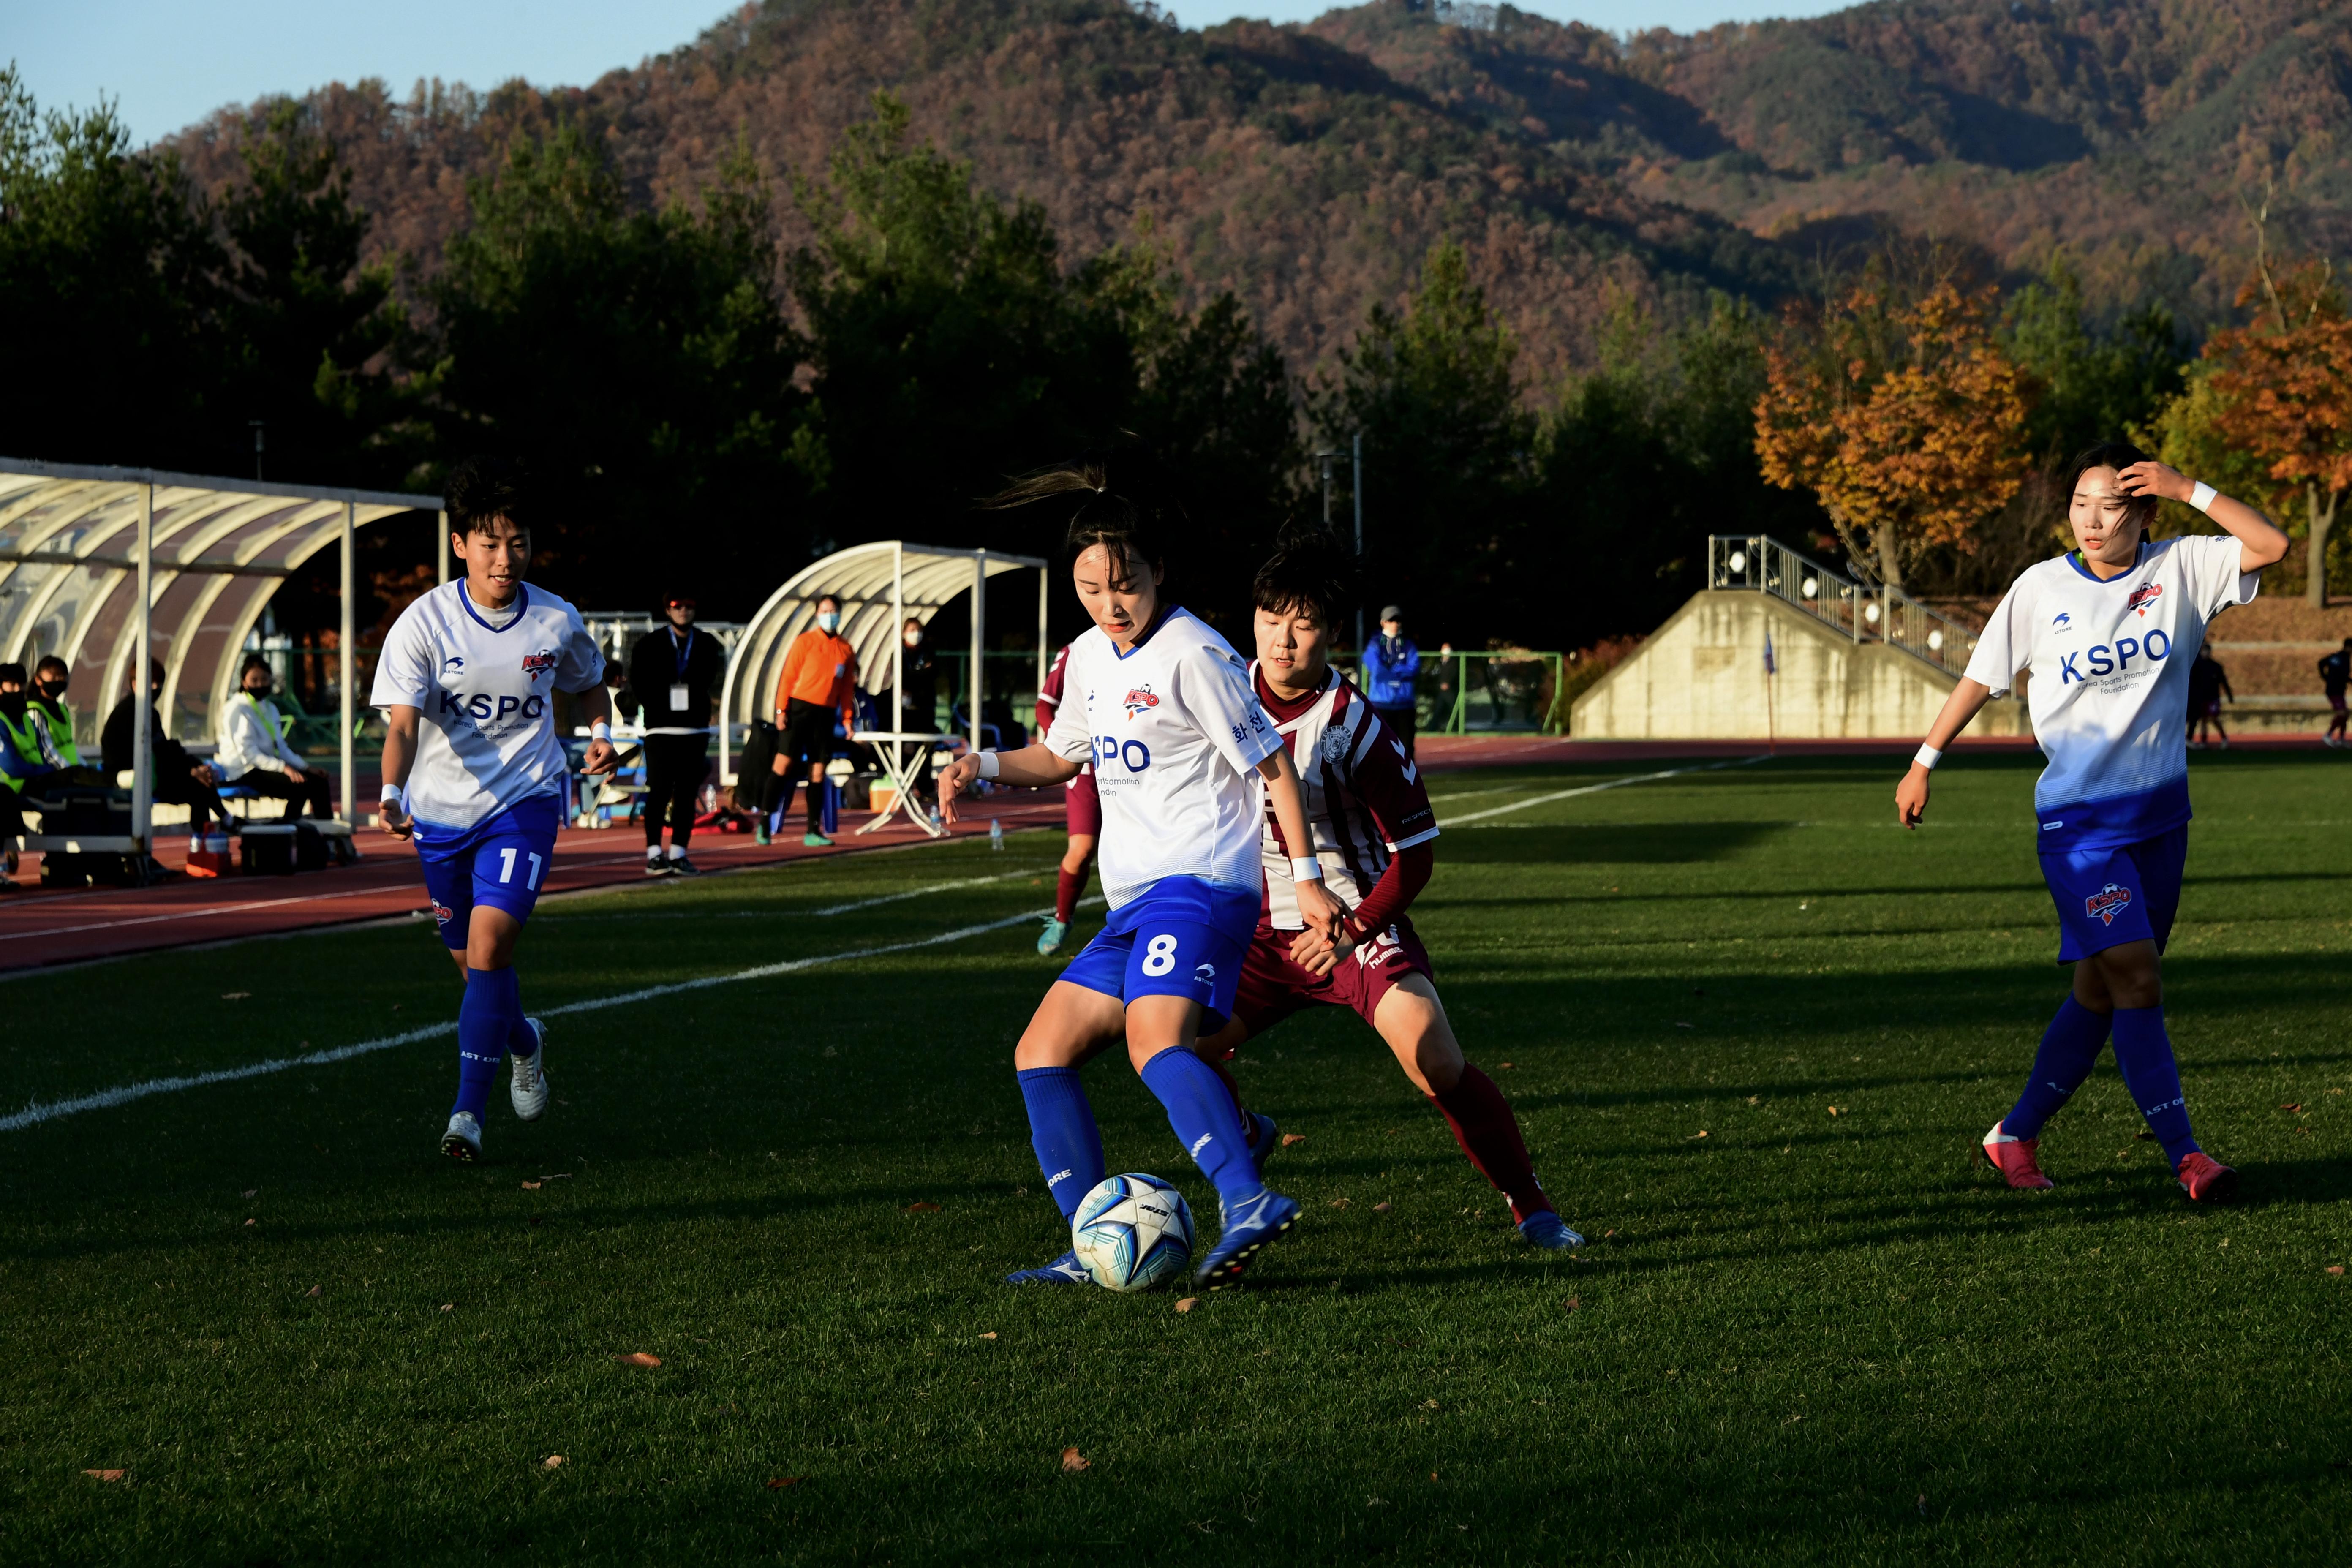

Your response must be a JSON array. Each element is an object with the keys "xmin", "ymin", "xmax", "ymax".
[{"xmin": 11, "ymin": 1, "xmax": 1848, "ymax": 148}]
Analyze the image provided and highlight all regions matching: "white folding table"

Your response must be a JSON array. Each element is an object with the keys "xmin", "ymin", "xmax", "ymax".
[{"xmin": 849, "ymin": 731, "xmax": 960, "ymax": 837}]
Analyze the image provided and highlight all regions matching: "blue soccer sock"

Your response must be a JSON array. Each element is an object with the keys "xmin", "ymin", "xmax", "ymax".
[
  {"xmin": 1137, "ymin": 1047, "xmax": 1262, "ymax": 1206},
  {"xmin": 506, "ymin": 1007, "xmax": 539, "ymax": 1061},
  {"xmin": 2111, "ymin": 1005, "xmax": 2200, "ymax": 1166},
  {"xmin": 2003, "ymin": 994, "xmax": 2111, "ymax": 1140},
  {"xmin": 454, "ymin": 966, "xmax": 522, "ymax": 1121},
  {"xmin": 1016, "ymin": 1067, "xmax": 1105, "ymax": 1221}
]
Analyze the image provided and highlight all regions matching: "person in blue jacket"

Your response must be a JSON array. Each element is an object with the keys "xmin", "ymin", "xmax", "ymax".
[{"xmin": 1362, "ymin": 604, "xmax": 1422, "ymax": 760}]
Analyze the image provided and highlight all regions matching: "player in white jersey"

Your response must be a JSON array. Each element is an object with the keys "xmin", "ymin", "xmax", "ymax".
[
  {"xmin": 372, "ymin": 458, "xmax": 617, "ymax": 1162},
  {"xmin": 1897, "ymin": 442, "xmax": 2288, "ymax": 1201},
  {"xmin": 938, "ymin": 464, "xmax": 1343, "ymax": 1288}
]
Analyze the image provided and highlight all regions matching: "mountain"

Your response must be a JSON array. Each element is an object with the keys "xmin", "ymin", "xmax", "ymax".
[{"xmin": 163, "ymin": 0, "xmax": 2351, "ymax": 387}]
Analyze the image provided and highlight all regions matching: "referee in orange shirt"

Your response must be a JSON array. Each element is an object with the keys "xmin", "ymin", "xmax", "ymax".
[{"xmin": 771, "ymin": 593, "xmax": 858, "ymax": 847}]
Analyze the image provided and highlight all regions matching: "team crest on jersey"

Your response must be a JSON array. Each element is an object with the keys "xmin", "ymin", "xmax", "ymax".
[
  {"xmin": 1122, "ymin": 685, "xmax": 1160, "ymax": 719},
  {"xmin": 521, "ymin": 648, "xmax": 558, "ymax": 675},
  {"xmin": 1320, "ymin": 727, "xmax": 1351, "ymax": 765},
  {"xmin": 2124, "ymin": 583, "xmax": 2163, "ymax": 618},
  {"xmin": 2085, "ymin": 883, "xmax": 2132, "ymax": 925}
]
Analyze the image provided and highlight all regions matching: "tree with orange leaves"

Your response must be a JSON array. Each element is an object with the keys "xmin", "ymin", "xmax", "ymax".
[
  {"xmin": 2207, "ymin": 260, "xmax": 2352, "ymax": 607},
  {"xmin": 1755, "ymin": 278, "xmax": 2029, "ymax": 591}
]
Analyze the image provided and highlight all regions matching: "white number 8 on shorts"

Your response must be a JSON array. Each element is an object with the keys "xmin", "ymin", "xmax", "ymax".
[{"xmin": 1141, "ymin": 932, "xmax": 1179, "ymax": 976}]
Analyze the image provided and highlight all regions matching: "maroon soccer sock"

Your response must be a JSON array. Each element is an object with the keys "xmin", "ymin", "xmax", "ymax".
[
  {"xmin": 1056, "ymin": 864, "xmax": 1086, "ymax": 923},
  {"xmin": 1428, "ymin": 1065, "xmax": 1553, "ymax": 1223}
]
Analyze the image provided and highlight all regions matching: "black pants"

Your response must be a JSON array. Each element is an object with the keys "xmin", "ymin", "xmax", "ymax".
[
  {"xmin": 779, "ymin": 699, "xmax": 836, "ymax": 830},
  {"xmin": 1373, "ymin": 703, "xmax": 1417, "ymax": 760},
  {"xmin": 234, "ymin": 767, "xmax": 334, "ymax": 820},
  {"xmin": 642, "ymin": 733, "xmax": 710, "ymax": 847},
  {"xmin": 158, "ymin": 768, "xmax": 235, "ymax": 830}
]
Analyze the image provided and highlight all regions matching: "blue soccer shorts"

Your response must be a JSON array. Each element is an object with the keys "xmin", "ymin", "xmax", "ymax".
[
  {"xmin": 2040, "ymin": 825, "xmax": 2187, "ymax": 964},
  {"xmin": 1059, "ymin": 874, "xmax": 1258, "ymax": 1030},
  {"xmin": 413, "ymin": 789, "xmax": 564, "ymax": 951}
]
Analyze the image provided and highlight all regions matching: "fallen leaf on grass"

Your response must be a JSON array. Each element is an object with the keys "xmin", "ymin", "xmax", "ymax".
[
  {"xmin": 1496, "ymin": 1062, "xmax": 1515, "ymax": 1070},
  {"xmin": 305, "ymin": 1285, "xmax": 320, "ymax": 1298},
  {"xmin": 1174, "ymin": 1298, "xmax": 1199, "ymax": 1313},
  {"xmin": 221, "ymin": 991, "xmax": 250, "ymax": 1001},
  {"xmin": 440, "ymin": 1304, "xmax": 454, "ymax": 1312},
  {"xmin": 979, "ymin": 1332, "xmax": 997, "ymax": 1340},
  {"xmin": 542, "ymin": 1455, "xmax": 565, "ymax": 1469},
  {"xmin": 904, "ymin": 1201, "xmax": 941, "ymax": 1213},
  {"xmin": 521, "ymin": 1181, "xmax": 542, "ymax": 1190},
  {"xmin": 1827, "ymin": 1107, "xmax": 1844, "ymax": 1117},
  {"xmin": 1061, "ymin": 1448, "xmax": 1090, "ymax": 1473},
  {"xmin": 1603, "ymin": 1229, "xmax": 1617, "ymax": 1239},
  {"xmin": 2330, "ymin": 1266, "xmax": 2345, "ymax": 1277},
  {"xmin": 1280, "ymin": 1133, "xmax": 1307, "ymax": 1147},
  {"xmin": 243, "ymin": 1218, "xmax": 257, "ymax": 1227},
  {"xmin": 766, "ymin": 1476, "xmax": 800, "ymax": 1489},
  {"xmin": 2281, "ymin": 1102, "xmax": 2305, "ymax": 1113},
  {"xmin": 1329, "ymin": 1197, "xmax": 1350, "ymax": 1209},
  {"xmin": 1373, "ymin": 1202, "xmax": 1393, "ymax": 1214},
  {"xmin": 83, "ymin": 1469, "xmax": 126, "ymax": 1482},
  {"xmin": 1563, "ymin": 1296, "xmax": 1580, "ymax": 1312},
  {"xmin": 1688, "ymin": 1130, "xmax": 1709, "ymax": 1140},
  {"xmin": 1422, "ymin": 1399, "xmax": 1440, "ymax": 1410},
  {"xmin": 242, "ymin": 1189, "xmax": 257, "ymax": 1198},
  {"xmin": 616, "ymin": 1353, "xmax": 661, "ymax": 1368},
  {"xmin": 1746, "ymin": 1095, "xmax": 1761, "ymax": 1106}
]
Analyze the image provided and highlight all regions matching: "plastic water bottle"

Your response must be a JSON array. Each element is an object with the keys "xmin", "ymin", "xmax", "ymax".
[{"xmin": 988, "ymin": 817, "xmax": 1004, "ymax": 852}]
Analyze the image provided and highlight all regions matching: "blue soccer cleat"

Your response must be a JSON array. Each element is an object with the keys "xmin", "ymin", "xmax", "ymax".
[
  {"xmin": 1037, "ymin": 916, "xmax": 1071, "ymax": 956},
  {"xmin": 1195, "ymin": 1186, "xmax": 1299, "ymax": 1288},
  {"xmin": 1006, "ymin": 1249, "xmax": 1091, "ymax": 1285},
  {"xmin": 1246, "ymin": 1110, "xmax": 1281, "ymax": 1177},
  {"xmin": 1518, "ymin": 1210, "xmax": 1585, "ymax": 1250}
]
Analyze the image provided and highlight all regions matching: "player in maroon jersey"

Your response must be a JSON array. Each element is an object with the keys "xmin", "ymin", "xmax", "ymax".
[
  {"xmin": 1033, "ymin": 640, "xmax": 1099, "ymax": 955},
  {"xmin": 1195, "ymin": 531, "xmax": 1584, "ymax": 1250}
]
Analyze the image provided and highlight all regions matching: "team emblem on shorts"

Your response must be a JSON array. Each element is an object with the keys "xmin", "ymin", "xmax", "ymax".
[
  {"xmin": 2085, "ymin": 883, "xmax": 2132, "ymax": 925},
  {"xmin": 1194, "ymin": 962, "xmax": 1216, "ymax": 983},
  {"xmin": 521, "ymin": 648, "xmax": 558, "ymax": 675},
  {"xmin": 430, "ymin": 901, "xmax": 455, "ymax": 925},
  {"xmin": 2124, "ymin": 582, "xmax": 2164, "ymax": 617},
  {"xmin": 1122, "ymin": 685, "xmax": 1160, "ymax": 718}
]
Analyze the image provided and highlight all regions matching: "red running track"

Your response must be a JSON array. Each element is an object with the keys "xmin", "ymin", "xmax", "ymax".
[{"xmin": 3, "ymin": 732, "xmax": 2326, "ymax": 971}]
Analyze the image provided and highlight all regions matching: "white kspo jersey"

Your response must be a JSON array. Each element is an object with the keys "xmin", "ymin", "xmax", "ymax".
[
  {"xmin": 1964, "ymin": 533, "xmax": 2257, "ymax": 852},
  {"xmin": 370, "ymin": 580, "xmax": 607, "ymax": 831},
  {"xmin": 1251, "ymin": 666, "xmax": 1440, "ymax": 930},
  {"xmin": 1043, "ymin": 607, "xmax": 1283, "ymax": 909}
]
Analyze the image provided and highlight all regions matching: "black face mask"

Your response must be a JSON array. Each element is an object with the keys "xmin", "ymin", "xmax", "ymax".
[
  {"xmin": 244, "ymin": 686, "xmax": 272, "ymax": 701},
  {"xmin": 35, "ymin": 681, "xmax": 65, "ymax": 700}
]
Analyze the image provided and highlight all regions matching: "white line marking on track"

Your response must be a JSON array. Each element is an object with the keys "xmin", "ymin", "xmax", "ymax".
[
  {"xmin": 1, "ymin": 898, "xmax": 1100, "ymax": 1133},
  {"xmin": 1437, "ymin": 756, "xmax": 1769, "ymax": 827}
]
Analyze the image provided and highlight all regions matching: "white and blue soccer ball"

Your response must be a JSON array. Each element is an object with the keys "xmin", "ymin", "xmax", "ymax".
[{"xmin": 1071, "ymin": 1173, "xmax": 1195, "ymax": 1292}]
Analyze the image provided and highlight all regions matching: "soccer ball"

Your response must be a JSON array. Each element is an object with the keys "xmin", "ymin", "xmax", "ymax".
[{"xmin": 1070, "ymin": 1173, "xmax": 1195, "ymax": 1292}]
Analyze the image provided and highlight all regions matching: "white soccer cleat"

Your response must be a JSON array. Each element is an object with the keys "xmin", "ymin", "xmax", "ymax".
[
  {"xmin": 441, "ymin": 1111, "xmax": 483, "ymax": 1162},
  {"xmin": 510, "ymin": 1018, "xmax": 549, "ymax": 1122}
]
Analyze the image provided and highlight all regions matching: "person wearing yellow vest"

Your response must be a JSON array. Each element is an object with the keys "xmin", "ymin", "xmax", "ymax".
[
  {"xmin": 768, "ymin": 593, "xmax": 858, "ymax": 848},
  {"xmin": 0, "ymin": 662, "xmax": 38, "ymax": 884},
  {"xmin": 29, "ymin": 656, "xmax": 80, "ymax": 767},
  {"xmin": 218, "ymin": 654, "xmax": 333, "ymax": 819}
]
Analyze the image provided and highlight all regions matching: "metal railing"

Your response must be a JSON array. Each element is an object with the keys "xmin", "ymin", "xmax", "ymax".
[
  {"xmin": 1335, "ymin": 650, "xmax": 1567, "ymax": 734},
  {"xmin": 1708, "ymin": 536, "xmax": 1976, "ymax": 678}
]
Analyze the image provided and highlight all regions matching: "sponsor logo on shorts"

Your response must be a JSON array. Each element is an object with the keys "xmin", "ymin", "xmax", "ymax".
[
  {"xmin": 521, "ymin": 648, "xmax": 558, "ymax": 675},
  {"xmin": 2041, "ymin": 820, "xmax": 2064, "ymax": 831},
  {"xmin": 430, "ymin": 901, "xmax": 455, "ymax": 925},
  {"xmin": 1122, "ymin": 685, "xmax": 1160, "ymax": 719},
  {"xmin": 1194, "ymin": 962, "xmax": 1216, "ymax": 984},
  {"xmin": 2086, "ymin": 882, "xmax": 2132, "ymax": 925},
  {"xmin": 2125, "ymin": 582, "xmax": 2163, "ymax": 617}
]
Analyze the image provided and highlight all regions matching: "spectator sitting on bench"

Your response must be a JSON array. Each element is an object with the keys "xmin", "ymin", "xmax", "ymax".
[
  {"xmin": 218, "ymin": 655, "xmax": 333, "ymax": 819},
  {"xmin": 0, "ymin": 663, "xmax": 35, "ymax": 882},
  {"xmin": 103, "ymin": 659, "xmax": 237, "ymax": 836},
  {"xmin": 29, "ymin": 656, "xmax": 91, "ymax": 773}
]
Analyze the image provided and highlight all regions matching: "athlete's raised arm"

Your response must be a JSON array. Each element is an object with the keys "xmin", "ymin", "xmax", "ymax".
[
  {"xmin": 2117, "ymin": 461, "xmax": 2289, "ymax": 574},
  {"xmin": 1895, "ymin": 678, "xmax": 1993, "ymax": 830}
]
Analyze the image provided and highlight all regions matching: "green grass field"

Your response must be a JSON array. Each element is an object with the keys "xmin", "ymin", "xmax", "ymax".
[{"xmin": 4, "ymin": 751, "xmax": 2349, "ymax": 1565}]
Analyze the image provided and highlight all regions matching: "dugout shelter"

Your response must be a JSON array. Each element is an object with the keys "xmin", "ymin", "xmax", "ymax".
[
  {"xmin": 718, "ymin": 542, "xmax": 1050, "ymax": 784},
  {"xmin": 0, "ymin": 457, "xmax": 442, "ymax": 853}
]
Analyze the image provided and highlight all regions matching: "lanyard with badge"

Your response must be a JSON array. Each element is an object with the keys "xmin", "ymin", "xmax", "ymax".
[{"xmin": 669, "ymin": 628, "xmax": 694, "ymax": 713}]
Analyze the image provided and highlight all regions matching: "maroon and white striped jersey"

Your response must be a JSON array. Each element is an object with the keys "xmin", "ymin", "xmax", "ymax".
[
  {"xmin": 1252, "ymin": 664, "xmax": 1438, "ymax": 930},
  {"xmin": 1035, "ymin": 642, "xmax": 1089, "ymax": 774}
]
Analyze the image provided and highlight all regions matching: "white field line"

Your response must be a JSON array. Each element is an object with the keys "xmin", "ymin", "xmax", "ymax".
[
  {"xmin": 1437, "ymin": 756, "xmax": 1769, "ymax": 827},
  {"xmin": 1, "ymin": 897, "xmax": 1099, "ymax": 1134},
  {"xmin": 538, "ymin": 869, "xmax": 1043, "ymax": 923}
]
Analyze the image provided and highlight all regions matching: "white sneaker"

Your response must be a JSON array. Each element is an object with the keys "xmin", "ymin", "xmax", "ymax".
[
  {"xmin": 510, "ymin": 1018, "xmax": 549, "ymax": 1122},
  {"xmin": 441, "ymin": 1110, "xmax": 483, "ymax": 1162}
]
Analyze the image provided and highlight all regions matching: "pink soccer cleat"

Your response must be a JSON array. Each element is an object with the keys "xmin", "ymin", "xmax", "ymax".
[
  {"xmin": 2175, "ymin": 1151, "xmax": 2238, "ymax": 1202},
  {"xmin": 1980, "ymin": 1121, "xmax": 2054, "ymax": 1190}
]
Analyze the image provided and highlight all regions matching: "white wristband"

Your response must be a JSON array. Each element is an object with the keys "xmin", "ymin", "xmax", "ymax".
[
  {"xmin": 2189, "ymin": 481, "xmax": 2217, "ymax": 514},
  {"xmin": 977, "ymin": 751, "xmax": 1001, "ymax": 781},
  {"xmin": 1913, "ymin": 744, "xmax": 1942, "ymax": 771},
  {"xmin": 590, "ymin": 721, "xmax": 611, "ymax": 743},
  {"xmin": 1290, "ymin": 856, "xmax": 1324, "ymax": 884},
  {"xmin": 379, "ymin": 783, "xmax": 406, "ymax": 808}
]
